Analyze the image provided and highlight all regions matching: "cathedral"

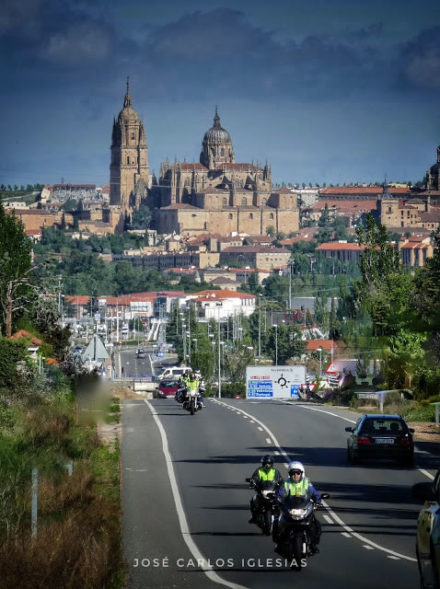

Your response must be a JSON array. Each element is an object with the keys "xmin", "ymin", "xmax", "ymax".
[
  {"xmin": 427, "ymin": 145, "xmax": 440, "ymax": 191},
  {"xmin": 110, "ymin": 84, "xmax": 299, "ymax": 236}
]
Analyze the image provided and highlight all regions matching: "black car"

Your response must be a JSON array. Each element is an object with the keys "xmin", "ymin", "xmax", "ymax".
[{"xmin": 345, "ymin": 414, "xmax": 414, "ymax": 465}]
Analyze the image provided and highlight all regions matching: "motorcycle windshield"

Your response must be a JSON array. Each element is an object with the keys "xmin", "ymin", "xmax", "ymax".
[
  {"xmin": 256, "ymin": 480, "xmax": 277, "ymax": 492},
  {"xmin": 281, "ymin": 488, "xmax": 313, "ymax": 509}
]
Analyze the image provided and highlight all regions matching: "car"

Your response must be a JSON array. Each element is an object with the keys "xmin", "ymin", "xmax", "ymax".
[
  {"xmin": 413, "ymin": 470, "xmax": 440, "ymax": 589},
  {"xmin": 345, "ymin": 413, "xmax": 414, "ymax": 465},
  {"xmin": 136, "ymin": 348, "xmax": 147, "ymax": 359},
  {"xmin": 157, "ymin": 379, "xmax": 180, "ymax": 398}
]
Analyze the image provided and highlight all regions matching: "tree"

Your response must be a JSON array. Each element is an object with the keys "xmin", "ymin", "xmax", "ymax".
[
  {"xmin": 353, "ymin": 214, "xmax": 414, "ymax": 336},
  {"xmin": 0, "ymin": 205, "xmax": 33, "ymax": 336}
]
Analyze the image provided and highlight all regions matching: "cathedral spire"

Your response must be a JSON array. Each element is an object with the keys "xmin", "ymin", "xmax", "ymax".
[
  {"xmin": 124, "ymin": 77, "xmax": 132, "ymax": 108},
  {"xmin": 214, "ymin": 105, "xmax": 220, "ymax": 128}
]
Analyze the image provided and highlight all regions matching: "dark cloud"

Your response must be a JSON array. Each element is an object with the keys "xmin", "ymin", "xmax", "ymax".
[{"xmin": 399, "ymin": 27, "xmax": 440, "ymax": 90}]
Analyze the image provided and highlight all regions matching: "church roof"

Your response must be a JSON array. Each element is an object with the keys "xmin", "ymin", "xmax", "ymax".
[
  {"xmin": 203, "ymin": 109, "xmax": 232, "ymax": 143},
  {"xmin": 117, "ymin": 78, "xmax": 141, "ymax": 124},
  {"xmin": 161, "ymin": 203, "xmax": 199, "ymax": 210}
]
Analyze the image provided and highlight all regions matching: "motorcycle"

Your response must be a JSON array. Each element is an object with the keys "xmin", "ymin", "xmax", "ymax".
[
  {"xmin": 183, "ymin": 386, "xmax": 203, "ymax": 415},
  {"xmin": 245, "ymin": 478, "xmax": 280, "ymax": 535},
  {"xmin": 273, "ymin": 489, "xmax": 329, "ymax": 570}
]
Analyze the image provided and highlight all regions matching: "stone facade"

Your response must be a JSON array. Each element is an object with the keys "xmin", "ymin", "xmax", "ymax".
[{"xmin": 154, "ymin": 110, "xmax": 299, "ymax": 237}]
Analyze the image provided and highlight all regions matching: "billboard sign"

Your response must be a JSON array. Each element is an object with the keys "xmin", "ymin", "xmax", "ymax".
[{"xmin": 246, "ymin": 365, "xmax": 306, "ymax": 400}]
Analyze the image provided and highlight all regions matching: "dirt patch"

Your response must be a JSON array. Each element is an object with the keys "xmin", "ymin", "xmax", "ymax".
[{"xmin": 409, "ymin": 422, "xmax": 440, "ymax": 444}]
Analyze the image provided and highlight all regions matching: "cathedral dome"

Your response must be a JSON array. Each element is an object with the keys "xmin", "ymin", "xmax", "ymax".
[
  {"xmin": 203, "ymin": 110, "xmax": 231, "ymax": 143},
  {"xmin": 117, "ymin": 79, "xmax": 141, "ymax": 124}
]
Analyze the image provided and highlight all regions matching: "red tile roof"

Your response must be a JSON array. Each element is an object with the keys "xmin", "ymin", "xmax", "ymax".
[
  {"xmin": 316, "ymin": 242, "xmax": 366, "ymax": 251},
  {"xmin": 320, "ymin": 186, "xmax": 409, "ymax": 195},
  {"xmin": 306, "ymin": 339, "xmax": 337, "ymax": 352}
]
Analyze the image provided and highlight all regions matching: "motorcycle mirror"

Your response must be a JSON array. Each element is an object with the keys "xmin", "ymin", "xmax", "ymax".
[{"xmin": 321, "ymin": 493, "xmax": 330, "ymax": 499}]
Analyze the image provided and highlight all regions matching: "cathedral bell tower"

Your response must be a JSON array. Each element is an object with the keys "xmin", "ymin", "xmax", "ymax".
[{"xmin": 110, "ymin": 79, "xmax": 149, "ymax": 213}]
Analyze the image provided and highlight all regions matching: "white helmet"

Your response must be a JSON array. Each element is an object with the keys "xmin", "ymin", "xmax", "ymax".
[{"xmin": 288, "ymin": 461, "xmax": 305, "ymax": 479}]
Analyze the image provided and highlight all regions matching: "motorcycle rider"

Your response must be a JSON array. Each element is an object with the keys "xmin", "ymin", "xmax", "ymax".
[
  {"xmin": 273, "ymin": 461, "xmax": 322, "ymax": 553},
  {"xmin": 185, "ymin": 371, "xmax": 204, "ymax": 408},
  {"xmin": 248, "ymin": 455, "xmax": 283, "ymax": 524}
]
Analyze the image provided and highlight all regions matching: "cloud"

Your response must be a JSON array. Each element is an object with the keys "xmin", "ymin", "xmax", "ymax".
[
  {"xmin": 400, "ymin": 27, "xmax": 440, "ymax": 90},
  {"xmin": 40, "ymin": 22, "xmax": 112, "ymax": 66}
]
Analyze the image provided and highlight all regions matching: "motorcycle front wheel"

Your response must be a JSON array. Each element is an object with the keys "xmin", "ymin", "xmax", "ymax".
[
  {"xmin": 190, "ymin": 399, "xmax": 195, "ymax": 415},
  {"xmin": 263, "ymin": 511, "xmax": 272, "ymax": 536},
  {"xmin": 290, "ymin": 534, "xmax": 304, "ymax": 571}
]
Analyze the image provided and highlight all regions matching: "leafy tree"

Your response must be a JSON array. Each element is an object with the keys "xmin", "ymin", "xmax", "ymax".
[
  {"xmin": 385, "ymin": 329, "xmax": 426, "ymax": 389},
  {"xmin": 0, "ymin": 338, "xmax": 28, "ymax": 394},
  {"xmin": 353, "ymin": 214, "xmax": 414, "ymax": 336},
  {"xmin": 0, "ymin": 205, "xmax": 33, "ymax": 336},
  {"xmin": 265, "ymin": 324, "xmax": 305, "ymax": 364}
]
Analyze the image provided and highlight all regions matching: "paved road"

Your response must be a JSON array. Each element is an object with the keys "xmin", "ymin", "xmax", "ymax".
[{"xmin": 122, "ymin": 398, "xmax": 431, "ymax": 588}]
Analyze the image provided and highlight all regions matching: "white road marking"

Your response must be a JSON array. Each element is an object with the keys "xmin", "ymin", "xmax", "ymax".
[
  {"xmin": 323, "ymin": 514, "xmax": 333, "ymax": 524},
  {"xmin": 387, "ymin": 555, "xmax": 400, "ymax": 560},
  {"xmin": 419, "ymin": 468, "xmax": 435, "ymax": 480},
  {"xmin": 215, "ymin": 399, "xmax": 418, "ymax": 563},
  {"xmin": 144, "ymin": 400, "xmax": 247, "ymax": 589},
  {"xmin": 341, "ymin": 532, "xmax": 351, "ymax": 538},
  {"xmin": 249, "ymin": 420, "xmax": 255, "ymax": 424},
  {"xmin": 266, "ymin": 438, "xmax": 272, "ymax": 444},
  {"xmin": 364, "ymin": 545, "xmax": 374, "ymax": 551},
  {"xmin": 258, "ymin": 427, "xmax": 264, "ymax": 432}
]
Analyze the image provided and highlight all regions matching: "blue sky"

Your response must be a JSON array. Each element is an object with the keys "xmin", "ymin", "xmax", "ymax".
[{"xmin": 0, "ymin": 0, "xmax": 439, "ymax": 187}]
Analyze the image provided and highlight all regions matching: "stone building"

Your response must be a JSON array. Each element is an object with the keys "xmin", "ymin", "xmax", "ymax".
[
  {"xmin": 154, "ymin": 110, "xmax": 299, "ymax": 237},
  {"xmin": 427, "ymin": 145, "xmax": 440, "ymax": 191},
  {"xmin": 110, "ymin": 79, "xmax": 149, "ymax": 218}
]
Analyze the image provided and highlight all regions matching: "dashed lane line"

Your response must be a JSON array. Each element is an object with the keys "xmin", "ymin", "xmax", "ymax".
[{"xmin": 214, "ymin": 399, "xmax": 417, "ymax": 564}]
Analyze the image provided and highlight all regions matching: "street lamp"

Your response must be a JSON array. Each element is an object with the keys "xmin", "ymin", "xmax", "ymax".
[
  {"xmin": 273, "ymin": 324, "xmax": 278, "ymax": 366},
  {"xmin": 318, "ymin": 347, "xmax": 323, "ymax": 377}
]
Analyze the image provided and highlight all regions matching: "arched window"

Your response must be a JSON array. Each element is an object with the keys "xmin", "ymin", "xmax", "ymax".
[
  {"xmin": 269, "ymin": 213, "xmax": 274, "ymax": 219},
  {"xmin": 249, "ymin": 213, "xmax": 254, "ymax": 219},
  {"xmin": 262, "ymin": 198, "xmax": 267, "ymax": 206},
  {"xmin": 229, "ymin": 213, "xmax": 233, "ymax": 219},
  {"xmin": 241, "ymin": 197, "xmax": 247, "ymax": 206},
  {"xmin": 127, "ymin": 156, "xmax": 130, "ymax": 164},
  {"xmin": 131, "ymin": 131, "xmax": 135, "ymax": 140},
  {"xmin": 221, "ymin": 148, "xmax": 225, "ymax": 156}
]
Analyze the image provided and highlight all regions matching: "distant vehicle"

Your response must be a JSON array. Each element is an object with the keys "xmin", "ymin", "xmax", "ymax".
[
  {"xmin": 157, "ymin": 379, "xmax": 180, "ymax": 398},
  {"xmin": 158, "ymin": 365, "xmax": 191, "ymax": 381},
  {"xmin": 413, "ymin": 470, "xmax": 440, "ymax": 589},
  {"xmin": 73, "ymin": 345, "xmax": 84, "ymax": 356},
  {"xmin": 345, "ymin": 414, "xmax": 414, "ymax": 466},
  {"xmin": 136, "ymin": 348, "xmax": 147, "ymax": 359}
]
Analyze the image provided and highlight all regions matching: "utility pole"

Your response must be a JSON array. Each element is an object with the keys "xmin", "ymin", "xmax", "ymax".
[
  {"xmin": 217, "ymin": 304, "xmax": 222, "ymax": 399},
  {"xmin": 258, "ymin": 299, "xmax": 261, "ymax": 357}
]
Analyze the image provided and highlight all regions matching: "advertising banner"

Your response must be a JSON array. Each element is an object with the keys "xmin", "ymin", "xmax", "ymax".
[{"xmin": 246, "ymin": 365, "xmax": 306, "ymax": 400}]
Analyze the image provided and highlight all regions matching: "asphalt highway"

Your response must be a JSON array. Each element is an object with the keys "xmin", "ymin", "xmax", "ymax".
[{"xmin": 122, "ymin": 397, "xmax": 431, "ymax": 589}]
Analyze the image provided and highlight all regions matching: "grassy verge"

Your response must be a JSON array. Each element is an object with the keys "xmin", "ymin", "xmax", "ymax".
[{"xmin": 0, "ymin": 389, "xmax": 124, "ymax": 589}]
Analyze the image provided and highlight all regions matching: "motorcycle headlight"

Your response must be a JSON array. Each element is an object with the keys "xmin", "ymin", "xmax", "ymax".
[
  {"xmin": 289, "ymin": 504, "xmax": 313, "ymax": 519},
  {"xmin": 261, "ymin": 490, "xmax": 271, "ymax": 497}
]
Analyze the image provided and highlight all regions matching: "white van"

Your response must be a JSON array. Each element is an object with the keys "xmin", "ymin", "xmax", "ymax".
[{"xmin": 158, "ymin": 366, "xmax": 192, "ymax": 381}]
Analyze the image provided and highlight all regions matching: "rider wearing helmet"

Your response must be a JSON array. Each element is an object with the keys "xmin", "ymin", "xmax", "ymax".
[
  {"xmin": 185, "ymin": 371, "xmax": 205, "ymax": 408},
  {"xmin": 248, "ymin": 455, "xmax": 283, "ymax": 524},
  {"xmin": 274, "ymin": 461, "xmax": 322, "ymax": 553}
]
